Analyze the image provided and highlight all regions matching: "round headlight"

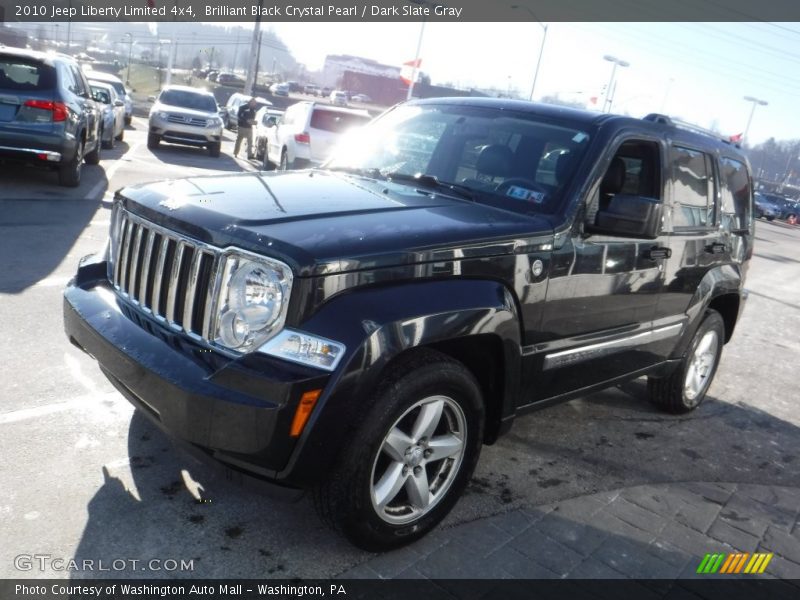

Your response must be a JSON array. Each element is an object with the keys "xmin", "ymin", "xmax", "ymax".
[
  {"xmin": 214, "ymin": 254, "xmax": 293, "ymax": 352},
  {"xmin": 228, "ymin": 263, "xmax": 283, "ymax": 330},
  {"xmin": 157, "ymin": 111, "xmax": 169, "ymax": 120}
]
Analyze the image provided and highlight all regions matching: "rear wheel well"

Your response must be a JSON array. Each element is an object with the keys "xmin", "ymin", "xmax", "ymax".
[{"xmin": 708, "ymin": 293, "xmax": 740, "ymax": 343}]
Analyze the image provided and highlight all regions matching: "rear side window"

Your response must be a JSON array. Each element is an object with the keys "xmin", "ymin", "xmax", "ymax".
[
  {"xmin": 0, "ymin": 57, "xmax": 55, "ymax": 91},
  {"xmin": 310, "ymin": 109, "xmax": 370, "ymax": 133},
  {"xmin": 719, "ymin": 157, "xmax": 751, "ymax": 229},
  {"xmin": 671, "ymin": 145, "xmax": 715, "ymax": 228}
]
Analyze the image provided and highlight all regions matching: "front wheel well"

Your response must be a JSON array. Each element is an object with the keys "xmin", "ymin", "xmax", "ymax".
[
  {"xmin": 423, "ymin": 335, "xmax": 506, "ymax": 444},
  {"xmin": 708, "ymin": 293, "xmax": 740, "ymax": 343}
]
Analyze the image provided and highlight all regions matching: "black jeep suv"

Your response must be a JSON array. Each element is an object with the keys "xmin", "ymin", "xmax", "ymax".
[
  {"xmin": 64, "ymin": 98, "xmax": 753, "ymax": 550},
  {"xmin": 0, "ymin": 47, "xmax": 102, "ymax": 186}
]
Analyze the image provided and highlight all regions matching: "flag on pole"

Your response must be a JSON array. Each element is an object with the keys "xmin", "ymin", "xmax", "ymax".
[
  {"xmin": 400, "ymin": 59, "xmax": 422, "ymax": 85},
  {"xmin": 729, "ymin": 133, "xmax": 743, "ymax": 143}
]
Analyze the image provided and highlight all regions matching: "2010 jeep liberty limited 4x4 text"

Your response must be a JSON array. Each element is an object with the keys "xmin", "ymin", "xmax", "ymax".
[{"xmin": 64, "ymin": 98, "xmax": 753, "ymax": 550}]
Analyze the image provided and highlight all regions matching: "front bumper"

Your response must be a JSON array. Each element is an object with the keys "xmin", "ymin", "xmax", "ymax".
[
  {"xmin": 63, "ymin": 257, "xmax": 329, "ymax": 490},
  {"xmin": 149, "ymin": 115, "xmax": 222, "ymax": 147}
]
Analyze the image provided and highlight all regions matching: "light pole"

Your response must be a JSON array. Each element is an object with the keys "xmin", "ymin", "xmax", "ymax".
[
  {"xmin": 406, "ymin": 20, "xmax": 426, "ymax": 101},
  {"xmin": 512, "ymin": 5, "xmax": 548, "ymax": 102},
  {"xmin": 742, "ymin": 96, "xmax": 768, "ymax": 144},
  {"xmin": 124, "ymin": 33, "xmax": 133, "ymax": 85},
  {"xmin": 603, "ymin": 55, "xmax": 629, "ymax": 113}
]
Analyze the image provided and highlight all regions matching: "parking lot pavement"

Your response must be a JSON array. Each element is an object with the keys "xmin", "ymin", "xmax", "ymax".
[
  {"xmin": 342, "ymin": 483, "xmax": 800, "ymax": 581},
  {"xmin": 2, "ymin": 137, "xmax": 799, "ymax": 583},
  {"xmin": 0, "ymin": 116, "xmax": 261, "ymax": 202}
]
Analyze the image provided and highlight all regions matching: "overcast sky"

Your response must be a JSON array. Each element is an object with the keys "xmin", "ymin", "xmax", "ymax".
[{"xmin": 265, "ymin": 21, "xmax": 800, "ymax": 145}]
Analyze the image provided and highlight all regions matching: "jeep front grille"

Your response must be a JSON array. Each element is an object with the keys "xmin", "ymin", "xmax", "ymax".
[{"xmin": 109, "ymin": 208, "xmax": 219, "ymax": 341}]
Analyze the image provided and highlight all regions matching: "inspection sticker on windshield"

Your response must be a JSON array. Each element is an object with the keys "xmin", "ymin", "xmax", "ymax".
[{"xmin": 506, "ymin": 186, "xmax": 546, "ymax": 204}]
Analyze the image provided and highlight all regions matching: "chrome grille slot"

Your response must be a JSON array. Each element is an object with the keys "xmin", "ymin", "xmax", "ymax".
[
  {"xmin": 108, "ymin": 209, "xmax": 221, "ymax": 343},
  {"xmin": 166, "ymin": 114, "xmax": 207, "ymax": 127}
]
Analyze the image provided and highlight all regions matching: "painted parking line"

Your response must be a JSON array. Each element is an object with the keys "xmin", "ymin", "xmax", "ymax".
[
  {"xmin": 86, "ymin": 141, "xmax": 143, "ymax": 201},
  {"xmin": 0, "ymin": 391, "xmax": 122, "ymax": 425}
]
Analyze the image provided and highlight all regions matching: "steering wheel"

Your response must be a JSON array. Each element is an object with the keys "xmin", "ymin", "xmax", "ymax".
[{"xmin": 494, "ymin": 178, "xmax": 547, "ymax": 198}]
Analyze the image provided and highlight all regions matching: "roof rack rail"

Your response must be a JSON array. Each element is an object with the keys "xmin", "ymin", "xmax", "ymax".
[{"xmin": 642, "ymin": 112, "xmax": 737, "ymax": 146}]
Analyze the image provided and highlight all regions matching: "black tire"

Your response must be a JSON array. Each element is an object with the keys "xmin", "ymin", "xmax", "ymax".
[
  {"xmin": 279, "ymin": 149, "xmax": 289, "ymax": 171},
  {"xmin": 147, "ymin": 133, "xmax": 160, "ymax": 150},
  {"xmin": 116, "ymin": 128, "xmax": 124, "ymax": 142},
  {"xmin": 124, "ymin": 115, "xmax": 132, "ymax": 126},
  {"xmin": 58, "ymin": 141, "xmax": 83, "ymax": 187},
  {"xmin": 648, "ymin": 310, "xmax": 725, "ymax": 414},
  {"xmin": 208, "ymin": 142, "xmax": 221, "ymax": 158},
  {"xmin": 314, "ymin": 350, "xmax": 484, "ymax": 551},
  {"xmin": 766, "ymin": 215, "xmax": 775, "ymax": 221},
  {"xmin": 84, "ymin": 137, "xmax": 101, "ymax": 165},
  {"xmin": 101, "ymin": 128, "xmax": 114, "ymax": 150}
]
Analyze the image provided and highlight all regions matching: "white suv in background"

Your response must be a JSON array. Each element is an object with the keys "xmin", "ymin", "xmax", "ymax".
[
  {"xmin": 83, "ymin": 69, "xmax": 133, "ymax": 125},
  {"xmin": 262, "ymin": 101, "xmax": 371, "ymax": 170}
]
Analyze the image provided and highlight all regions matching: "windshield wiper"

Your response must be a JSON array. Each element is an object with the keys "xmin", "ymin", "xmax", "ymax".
[
  {"xmin": 384, "ymin": 172, "xmax": 476, "ymax": 202},
  {"xmin": 327, "ymin": 165, "xmax": 385, "ymax": 179}
]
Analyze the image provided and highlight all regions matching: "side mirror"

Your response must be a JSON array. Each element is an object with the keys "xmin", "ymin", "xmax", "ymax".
[
  {"xmin": 147, "ymin": 95, "xmax": 156, "ymax": 103},
  {"xmin": 114, "ymin": 100, "xmax": 125, "ymax": 107},
  {"xmin": 586, "ymin": 194, "xmax": 664, "ymax": 239}
]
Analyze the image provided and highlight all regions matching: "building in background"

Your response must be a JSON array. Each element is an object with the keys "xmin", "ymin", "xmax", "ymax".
[{"xmin": 321, "ymin": 55, "xmax": 401, "ymax": 89}]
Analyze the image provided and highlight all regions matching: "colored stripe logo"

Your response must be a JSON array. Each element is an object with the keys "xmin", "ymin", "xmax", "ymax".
[{"xmin": 696, "ymin": 552, "xmax": 773, "ymax": 574}]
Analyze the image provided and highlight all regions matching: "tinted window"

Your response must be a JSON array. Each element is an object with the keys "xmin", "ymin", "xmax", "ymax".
[
  {"xmin": 0, "ymin": 57, "xmax": 55, "ymax": 91},
  {"xmin": 96, "ymin": 79, "xmax": 125, "ymax": 97},
  {"xmin": 310, "ymin": 109, "xmax": 370, "ymax": 133},
  {"xmin": 159, "ymin": 89, "xmax": 217, "ymax": 112},
  {"xmin": 719, "ymin": 157, "xmax": 751, "ymax": 229},
  {"xmin": 69, "ymin": 65, "xmax": 88, "ymax": 96},
  {"xmin": 56, "ymin": 62, "xmax": 77, "ymax": 94},
  {"xmin": 672, "ymin": 145, "xmax": 714, "ymax": 227},
  {"xmin": 328, "ymin": 103, "xmax": 593, "ymax": 214}
]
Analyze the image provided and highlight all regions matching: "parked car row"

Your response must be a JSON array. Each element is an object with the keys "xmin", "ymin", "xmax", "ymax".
[
  {"xmin": 755, "ymin": 191, "xmax": 799, "ymax": 224},
  {"xmin": 88, "ymin": 81, "xmax": 125, "ymax": 149},
  {"xmin": 82, "ymin": 68, "xmax": 133, "ymax": 125},
  {"xmin": 2, "ymin": 47, "xmax": 375, "ymax": 179}
]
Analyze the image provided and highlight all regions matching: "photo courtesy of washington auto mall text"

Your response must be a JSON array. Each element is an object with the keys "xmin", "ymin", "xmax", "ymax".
[{"xmin": 12, "ymin": 583, "xmax": 346, "ymax": 598}]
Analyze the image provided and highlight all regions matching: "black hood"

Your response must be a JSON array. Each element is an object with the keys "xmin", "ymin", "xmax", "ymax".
[{"xmin": 118, "ymin": 171, "xmax": 554, "ymax": 276}]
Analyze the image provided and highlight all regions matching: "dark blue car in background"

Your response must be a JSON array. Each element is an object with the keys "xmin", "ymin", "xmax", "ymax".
[{"xmin": 0, "ymin": 47, "xmax": 101, "ymax": 187}]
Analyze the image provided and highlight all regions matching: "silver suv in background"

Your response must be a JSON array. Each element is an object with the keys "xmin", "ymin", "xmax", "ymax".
[
  {"xmin": 147, "ymin": 85, "xmax": 223, "ymax": 157},
  {"xmin": 0, "ymin": 47, "xmax": 102, "ymax": 187},
  {"xmin": 263, "ymin": 101, "xmax": 371, "ymax": 170}
]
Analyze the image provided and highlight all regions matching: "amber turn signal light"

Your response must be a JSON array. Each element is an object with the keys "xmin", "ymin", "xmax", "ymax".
[{"xmin": 290, "ymin": 389, "xmax": 322, "ymax": 437}]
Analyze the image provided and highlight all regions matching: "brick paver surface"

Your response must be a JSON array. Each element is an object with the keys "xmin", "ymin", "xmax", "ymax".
[{"xmin": 340, "ymin": 483, "xmax": 800, "ymax": 581}]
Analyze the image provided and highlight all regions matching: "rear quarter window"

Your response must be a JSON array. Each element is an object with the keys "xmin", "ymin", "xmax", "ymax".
[
  {"xmin": 0, "ymin": 57, "xmax": 55, "ymax": 91},
  {"xmin": 310, "ymin": 110, "xmax": 370, "ymax": 133}
]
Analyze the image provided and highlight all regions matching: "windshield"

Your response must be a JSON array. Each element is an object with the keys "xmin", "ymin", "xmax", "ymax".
[
  {"xmin": 159, "ymin": 89, "xmax": 217, "ymax": 113},
  {"xmin": 327, "ymin": 103, "xmax": 592, "ymax": 214}
]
